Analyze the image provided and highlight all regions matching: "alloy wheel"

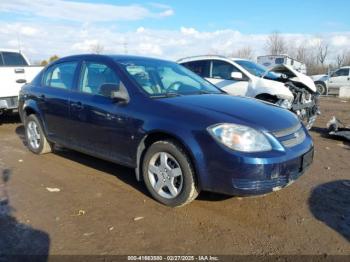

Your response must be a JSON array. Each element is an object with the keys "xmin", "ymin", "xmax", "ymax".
[
  {"xmin": 148, "ymin": 152, "xmax": 183, "ymax": 199},
  {"xmin": 27, "ymin": 120, "xmax": 41, "ymax": 149}
]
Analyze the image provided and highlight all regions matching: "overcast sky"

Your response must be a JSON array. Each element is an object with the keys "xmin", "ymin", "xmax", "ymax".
[{"xmin": 0, "ymin": 0, "xmax": 349, "ymax": 62}]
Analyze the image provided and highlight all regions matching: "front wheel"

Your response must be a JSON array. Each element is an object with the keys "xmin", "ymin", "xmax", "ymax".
[
  {"xmin": 142, "ymin": 140, "xmax": 199, "ymax": 207},
  {"xmin": 315, "ymin": 82, "xmax": 327, "ymax": 95},
  {"xmin": 24, "ymin": 114, "xmax": 52, "ymax": 154}
]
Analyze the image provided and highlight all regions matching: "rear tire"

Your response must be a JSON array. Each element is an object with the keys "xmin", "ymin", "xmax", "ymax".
[
  {"xmin": 24, "ymin": 114, "xmax": 52, "ymax": 154},
  {"xmin": 142, "ymin": 140, "xmax": 199, "ymax": 207}
]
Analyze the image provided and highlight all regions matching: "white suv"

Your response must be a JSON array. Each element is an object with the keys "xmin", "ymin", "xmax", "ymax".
[{"xmin": 178, "ymin": 55, "xmax": 319, "ymax": 129}]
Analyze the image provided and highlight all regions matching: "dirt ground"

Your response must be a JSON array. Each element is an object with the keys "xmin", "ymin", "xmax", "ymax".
[{"xmin": 0, "ymin": 97, "xmax": 349, "ymax": 256}]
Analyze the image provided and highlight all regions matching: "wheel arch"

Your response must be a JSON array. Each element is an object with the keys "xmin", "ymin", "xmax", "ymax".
[
  {"xmin": 255, "ymin": 93, "xmax": 279, "ymax": 103},
  {"xmin": 135, "ymin": 131, "xmax": 200, "ymax": 188},
  {"xmin": 21, "ymin": 101, "xmax": 49, "ymax": 137},
  {"xmin": 21, "ymin": 100, "xmax": 41, "ymax": 120}
]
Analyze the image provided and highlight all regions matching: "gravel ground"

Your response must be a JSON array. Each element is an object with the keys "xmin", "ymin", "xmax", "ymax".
[{"xmin": 0, "ymin": 96, "xmax": 349, "ymax": 256}]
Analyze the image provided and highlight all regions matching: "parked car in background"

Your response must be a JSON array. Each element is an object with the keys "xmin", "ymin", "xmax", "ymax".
[
  {"xmin": 19, "ymin": 54, "xmax": 314, "ymax": 207},
  {"xmin": 257, "ymin": 54, "xmax": 307, "ymax": 75},
  {"xmin": 178, "ymin": 55, "xmax": 319, "ymax": 129},
  {"xmin": 0, "ymin": 49, "xmax": 43, "ymax": 116},
  {"xmin": 311, "ymin": 66, "xmax": 350, "ymax": 95}
]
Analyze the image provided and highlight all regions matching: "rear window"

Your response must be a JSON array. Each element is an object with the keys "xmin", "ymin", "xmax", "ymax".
[
  {"xmin": 1, "ymin": 52, "xmax": 28, "ymax": 66},
  {"xmin": 181, "ymin": 60, "xmax": 210, "ymax": 78}
]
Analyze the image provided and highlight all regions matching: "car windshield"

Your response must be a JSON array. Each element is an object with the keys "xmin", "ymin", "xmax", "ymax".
[
  {"xmin": 235, "ymin": 60, "xmax": 279, "ymax": 80},
  {"xmin": 118, "ymin": 59, "xmax": 222, "ymax": 97}
]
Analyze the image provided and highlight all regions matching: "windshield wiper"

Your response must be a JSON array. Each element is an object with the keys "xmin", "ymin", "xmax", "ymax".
[{"xmin": 151, "ymin": 92, "xmax": 182, "ymax": 99}]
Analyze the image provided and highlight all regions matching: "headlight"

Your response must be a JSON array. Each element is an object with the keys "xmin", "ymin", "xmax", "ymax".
[
  {"xmin": 208, "ymin": 123, "xmax": 272, "ymax": 152},
  {"xmin": 277, "ymin": 99, "xmax": 293, "ymax": 109}
]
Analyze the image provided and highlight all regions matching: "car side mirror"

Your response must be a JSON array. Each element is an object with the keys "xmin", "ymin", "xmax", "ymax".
[
  {"xmin": 101, "ymin": 83, "xmax": 130, "ymax": 103},
  {"xmin": 231, "ymin": 72, "xmax": 244, "ymax": 81}
]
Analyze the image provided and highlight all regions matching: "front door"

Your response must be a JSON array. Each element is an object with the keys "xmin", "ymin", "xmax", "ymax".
[
  {"xmin": 207, "ymin": 60, "xmax": 249, "ymax": 96},
  {"xmin": 328, "ymin": 68, "xmax": 350, "ymax": 93},
  {"xmin": 69, "ymin": 61, "xmax": 133, "ymax": 164}
]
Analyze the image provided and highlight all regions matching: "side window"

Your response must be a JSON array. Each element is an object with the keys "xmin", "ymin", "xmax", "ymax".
[
  {"xmin": 275, "ymin": 58, "xmax": 284, "ymax": 64},
  {"xmin": 211, "ymin": 60, "xmax": 240, "ymax": 80},
  {"xmin": 44, "ymin": 62, "xmax": 78, "ymax": 89},
  {"xmin": 0, "ymin": 53, "xmax": 4, "ymax": 66},
  {"xmin": 182, "ymin": 60, "xmax": 210, "ymax": 78},
  {"xmin": 79, "ymin": 62, "xmax": 121, "ymax": 97},
  {"xmin": 2, "ymin": 52, "xmax": 28, "ymax": 66},
  {"xmin": 331, "ymin": 68, "xmax": 349, "ymax": 77}
]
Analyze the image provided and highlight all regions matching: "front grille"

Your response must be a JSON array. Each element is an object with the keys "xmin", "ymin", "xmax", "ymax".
[
  {"xmin": 272, "ymin": 123, "xmax": 301, "ymax": 138},
  {"xmin": 232, "ymin": 171, "xmax": 303, "ymax": 191},
  {"xmin": 272, "ymin": 123, "xmax": 306, "ymax": 148}
]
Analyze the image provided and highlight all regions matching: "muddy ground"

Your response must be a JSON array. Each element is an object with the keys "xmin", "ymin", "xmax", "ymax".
[{"xmin": 0, "ymin": 97, "xmax": 349, "ymax": 256}]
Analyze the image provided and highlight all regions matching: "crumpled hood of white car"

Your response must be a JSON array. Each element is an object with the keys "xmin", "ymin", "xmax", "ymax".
[{"xmin": 268, "ymin": 64, "xmax": 317, "ymax": 93}]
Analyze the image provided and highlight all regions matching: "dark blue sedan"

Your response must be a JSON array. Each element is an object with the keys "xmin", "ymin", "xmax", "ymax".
[{"xmin": 19, "ymin": 55, "xmax": 314, "ymax": 207}]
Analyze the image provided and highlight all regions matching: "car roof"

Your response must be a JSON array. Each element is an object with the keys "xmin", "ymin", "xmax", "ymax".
[
  {"xmin": 57, "ymin": 54, "xmax": 172, "ymax": 64},
  {"xmin": 0, "ymin": 48, "xmax": 21, "ymax": 53},
  {"xmin": 177, "ymin": 55, "xmax": 247, "ymax": 63}
]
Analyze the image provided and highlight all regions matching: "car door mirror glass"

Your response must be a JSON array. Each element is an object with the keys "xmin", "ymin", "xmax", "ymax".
[
  {"xmin": 100, "ymin": 83, "xmax": 119, "ymax": 97},
  {"xmin": 231, "ymin": 72, "xmax": 243, "ymax": 80}
]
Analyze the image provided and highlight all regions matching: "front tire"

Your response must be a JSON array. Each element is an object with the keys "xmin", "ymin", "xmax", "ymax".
[
  {"xmin": 315, "ymin": 82, "xmax": 327, "ymax": 95},
  {"xmin": 24, "ymin": 114, "xmax": 52, "ymax": 154},
  {"xmin": 142, "ymin": 140, "xmax": 199, "ymax": 207}
]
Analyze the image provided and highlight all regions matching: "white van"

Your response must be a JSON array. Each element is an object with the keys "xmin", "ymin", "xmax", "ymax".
[{"xmin": 257, "ymin": 54, "xmax": 307, "ymax": 75}]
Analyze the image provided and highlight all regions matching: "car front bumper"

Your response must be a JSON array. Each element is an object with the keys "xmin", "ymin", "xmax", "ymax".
[
  {"xmin": 0, "ymin": 96, "xmax": 19, "ymax": 110},
  {"xmin": 230, "ymin": 148, "xmax": 313, "ymax": 195},
  {"xmin": 195, "ymin": 129, "xmax": 314, "ymax": 196}
]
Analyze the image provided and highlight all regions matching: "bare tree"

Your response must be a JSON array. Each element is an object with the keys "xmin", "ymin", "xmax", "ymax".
[
  {"xmin": 316, "ymin": 39, "xmax": 329, "ymax": 66},
  {"xmin": 336, "ymin": 52, "xmax": 345, "ymax": 68},
  {"xmin": 231, "ymin": 46, "xmax": 254, "ymax": 60},
  {"xmin": 296, "ymin": 45, "xmax": 308, "ymax": 63},
  {"xmin": 265, "ymin": 32, "xmax": 287, "ymax": 55},
  {"xmin": 89, "ymin": 43, "xmax": 104, "ymax": 54}
]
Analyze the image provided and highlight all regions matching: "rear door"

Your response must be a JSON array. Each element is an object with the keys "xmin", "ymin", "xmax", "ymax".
[
  {"xmin": 39, "ymin": 61, "xmax": 79, "ymax": 142},
  {"xmin": 208, "ymin": 60, "xmax": 249, "ymax": 96}
]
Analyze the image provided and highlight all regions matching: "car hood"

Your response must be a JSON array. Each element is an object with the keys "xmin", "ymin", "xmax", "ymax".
[
  {"xmin": 161, "ymin": 94, "xmax": 300, "ymax": 132},
  {"xmin": 267, "ymin": 64, "xmax": 317, "ymax": 93}
]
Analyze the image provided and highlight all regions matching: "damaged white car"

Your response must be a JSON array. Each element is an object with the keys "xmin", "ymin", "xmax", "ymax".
[{"xmin": 178, "ymin": 55, "xmax": 320, "ymax": 129}]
